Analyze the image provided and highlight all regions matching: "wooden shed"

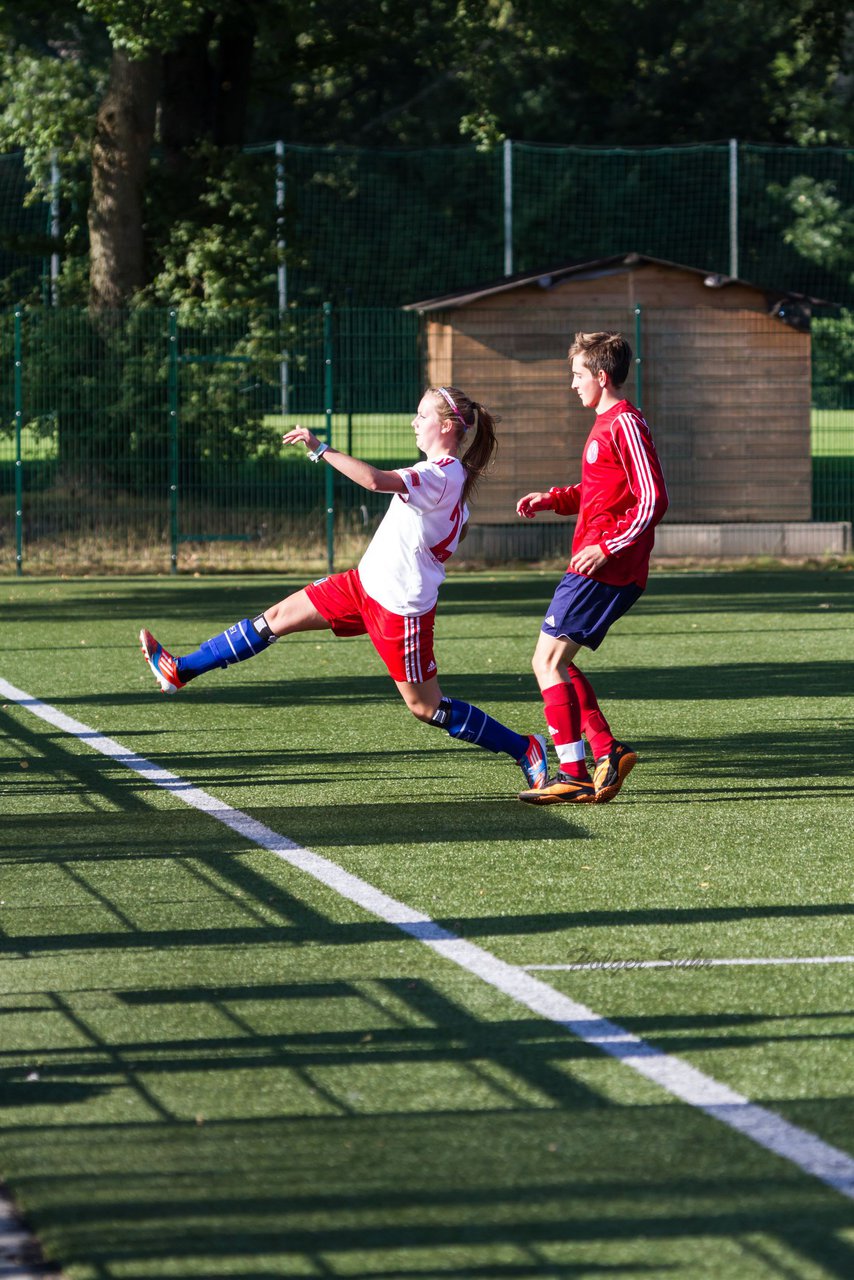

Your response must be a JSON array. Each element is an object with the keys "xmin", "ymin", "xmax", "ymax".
[{"xmin": 405, "ymin": 253, "xmax": 817, "ymax": 526}]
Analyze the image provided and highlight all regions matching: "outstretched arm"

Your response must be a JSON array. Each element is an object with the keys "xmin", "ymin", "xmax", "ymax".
[
  {"xmin": 517, "ymin": 485, "xmax": 581, "ymax": 519},
  {"xmin": 516, "ymin": 491, "xmax": 552, "ymax": 519},
  {"xmin": 283, "ymin": 426, "xmax": 407, "ymax": 493}
]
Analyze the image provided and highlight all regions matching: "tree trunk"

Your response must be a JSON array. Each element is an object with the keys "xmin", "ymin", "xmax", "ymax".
[{"xmin": 88, "ymin": 49, "xmax": 160, "ymax": 310}]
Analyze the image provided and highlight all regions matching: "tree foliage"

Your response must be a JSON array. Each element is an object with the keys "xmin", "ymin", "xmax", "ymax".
[
  {"xmin": 775, "ymin": 173, "xmax": 854, "ymax": 281},
  {"xmin": 0, "ymin": 0, "xmax": 852, "ymax": 308},
  {"xmin": 0, "ymin": 0, "xmax": 851, "ymax": 483},
  {"xmin": 79, "ymin": 0, "xmax": 207, "ymax": 57}
]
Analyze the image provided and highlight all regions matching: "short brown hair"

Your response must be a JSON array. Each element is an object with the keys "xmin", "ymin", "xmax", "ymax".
[{"xmin": 568, "ymin": 331, "xmax": 632, "ymax": 388}]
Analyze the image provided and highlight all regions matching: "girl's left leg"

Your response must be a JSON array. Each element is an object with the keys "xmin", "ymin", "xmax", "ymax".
[
  {"xmin": 394, "ymin": 676, "xmax": 547, "ymax": 789},
  {"xmin": 140, "ymin": 588, "xmax": 328, "ymax": 693}
]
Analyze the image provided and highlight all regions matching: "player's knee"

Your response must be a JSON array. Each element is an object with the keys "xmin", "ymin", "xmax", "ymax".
[
  {"xmin": 532, "ymin": 651, "xmax": 564, "ymax": 691},
  {"xmin": 262, "ymin": 602, "xmax": 285, "ymax": 631},
  {"xmin": 400, "ymin": 690, "xmax": 441, "ymax": 722},
  {"xmin": 262, "ymin": 592, "xmax": 309, "ymax": 635},
  {"xmin": 531, "ymin": 650, "xmax": 552, "ymax": 682}
]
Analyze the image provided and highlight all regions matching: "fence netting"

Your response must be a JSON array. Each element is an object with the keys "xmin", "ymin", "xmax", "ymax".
[
  {"xmin": 254, "ymin": 141, "xmax": 854, "ymax": 307},
  {"xmin": 0, "ymin": 305, "xmax": 850, "ymax": 576},
  {"xmin": 0, "ymin": 307, "xmax": 421, "ymax": 574},
  {"xmin": 5, "ymin": 142, "xmax": 854, "ymax": 307}
]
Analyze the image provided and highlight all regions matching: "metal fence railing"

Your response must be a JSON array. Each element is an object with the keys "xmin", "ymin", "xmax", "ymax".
[
  {"xmin": 6, "ymin": 142, "xmax": 854, "ymax": 309},
  {"xmin": 1, "ymin": 305, "xmax": 851, "ymax": 576}
]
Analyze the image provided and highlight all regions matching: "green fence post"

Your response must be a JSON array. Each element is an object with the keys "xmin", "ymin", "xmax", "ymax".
[
  {"xmin": 634, "ymin": 305, "xmax": 642, "ymax": 411},
  {"xmin": 168, "ymin": 309, "xmax": 179, "ymax": 574},
  {"xmin": 323, "ymin": 301, "xmax": 335, "ymax": 574},
  {"xmin": 14, "ymin": 308, "xmax": 23, "ymax": 576}
]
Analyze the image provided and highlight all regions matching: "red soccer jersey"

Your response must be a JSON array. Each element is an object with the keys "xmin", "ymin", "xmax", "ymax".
[{"xmin": 549, "ymin": 400, "xmax": 668, "ymax": 589}]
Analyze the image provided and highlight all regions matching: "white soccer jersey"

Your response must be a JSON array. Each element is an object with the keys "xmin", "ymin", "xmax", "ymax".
[{"xmin": 358, "ymin": 457, "xmax": 469, "ymax": 615}]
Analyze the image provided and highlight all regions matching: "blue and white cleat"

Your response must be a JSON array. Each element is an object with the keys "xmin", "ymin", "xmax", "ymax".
[
  {"xmin": 517, "ymin": 733, "xmax": 549, "ymax": 790},
  {"xmin": 140, "ymin": 628, "xmax": 186, "ymax": 694}
]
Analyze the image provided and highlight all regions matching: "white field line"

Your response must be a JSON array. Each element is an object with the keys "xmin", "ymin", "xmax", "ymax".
[
  {"xmin": 526, "ymin": 956, "xmax": 854, "ymax": 972},
  {"xmin": 0, "ymin": 1191, "xmax": 63, "ymax": 1278},
  {"xmin": 3, "ymin": 674, "xmax": 854, "ymax": 1205}
]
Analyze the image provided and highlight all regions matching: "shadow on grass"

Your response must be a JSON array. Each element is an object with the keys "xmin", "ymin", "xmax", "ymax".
[
  {"xmin": 12, "ymin": 653, "xmax": 854, "ymax": 710},
  {"xmin": 3, "ymin": 568, "xmax": 853, "ymax": 630},
  {"xmin": 4, "ymin": 571, "xmax": 854, "ymax": 1277},
  {"xmin": 2, "ymin": 973, "xmax": 853, "ymax": 1277},
  {"xmin": 21, "ymin": 1130, "xmax": 854, "ymax": 1279},
  {"xmin": 2, "ymin": 781, "xmax": 851, "ymax": 957},
  {"xmin": 6, "ymin": 686, "xmax": 853, "ymax": 808},
  {"xmin": 2, "ymin": 732, "xmax": 853, "ymax": 1274}
]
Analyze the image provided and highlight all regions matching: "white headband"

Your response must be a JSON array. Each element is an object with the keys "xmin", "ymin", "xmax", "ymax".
[{"xmin": 437, "ymin": 386, "xmax": 469, "ymax": 430}]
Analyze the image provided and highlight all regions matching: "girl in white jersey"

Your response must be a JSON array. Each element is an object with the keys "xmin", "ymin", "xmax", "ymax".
[{"xmin": 140, "ymin": 386, "xmax": 548, "ymax": 791}]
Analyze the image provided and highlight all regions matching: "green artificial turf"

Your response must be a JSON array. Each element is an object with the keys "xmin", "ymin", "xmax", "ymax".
[{"xmin": 1, "ymin": 567, "xmax": 853, "ymax": 1279}]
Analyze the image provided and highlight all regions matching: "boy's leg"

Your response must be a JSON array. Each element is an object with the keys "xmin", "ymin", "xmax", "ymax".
[
  {"xmin": 520, "ymin": 573, "xmax": 645, "ymax": 804},
  {"xmin": 516, "ymin": 633, "xmax": 595, "ymax": 804},
  {"xmin": 566, "ymin": 661, "xmax": 636, "ymax": 803},
  {"xmin": 567, "ymin": 662, "xmax": 612, "ymax": 759},
  {"xmin": 140, "ymin": 588, "xmax": 328, "ymax": 692}
]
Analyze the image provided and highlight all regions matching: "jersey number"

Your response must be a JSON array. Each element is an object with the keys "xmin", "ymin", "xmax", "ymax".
[{"xmin": 430, "ymin": 502, "xmax": 463, "ymax": 563}]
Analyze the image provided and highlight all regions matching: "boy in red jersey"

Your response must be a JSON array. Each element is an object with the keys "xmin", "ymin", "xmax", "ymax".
[{"xmin": 516, "ymin": 331, "xmax": 668, "ymax": 804}]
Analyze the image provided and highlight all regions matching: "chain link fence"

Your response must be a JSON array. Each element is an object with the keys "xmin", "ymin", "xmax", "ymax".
[
  {"xmin": 1, "ymin": 304, "xmax": 850, "ymax": 576},
  {"xmin": 0, "ymin": 306, "xmax": 421, "ymax": 574},
  {"xmin": 5, "ymin": 141, "xmax": 854, "ymax": 308}
]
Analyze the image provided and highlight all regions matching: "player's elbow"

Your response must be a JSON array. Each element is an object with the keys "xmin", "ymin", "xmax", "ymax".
[{"xmin": 367, "ymin": 470, "xmax": 404, "ymax": 494}]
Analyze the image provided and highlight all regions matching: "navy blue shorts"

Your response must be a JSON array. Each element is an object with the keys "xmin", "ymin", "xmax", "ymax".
[{"xmin": 541, "ymin": 572, "xmax": 643, "ymax": 650}]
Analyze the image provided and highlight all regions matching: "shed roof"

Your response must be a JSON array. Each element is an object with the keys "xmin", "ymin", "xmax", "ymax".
[{"xmin": 403, "ymin": 252, "xmax": 828, "ymax": 328}]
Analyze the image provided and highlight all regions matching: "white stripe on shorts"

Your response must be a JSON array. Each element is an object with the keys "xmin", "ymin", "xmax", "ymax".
[{"xmin": 404, "ymin": 615, "xmax": 422, "ymax": 683}]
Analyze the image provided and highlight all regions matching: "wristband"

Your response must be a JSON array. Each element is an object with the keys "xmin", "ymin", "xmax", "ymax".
[{"xmin": 307, "ymin": 441, "xmax": 329, "ymax": 463}]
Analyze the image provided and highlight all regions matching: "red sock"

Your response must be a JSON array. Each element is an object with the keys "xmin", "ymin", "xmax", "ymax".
[
  {"xmin": 567, "ymin": 663, "xmax": 613, "ymax": 760},
  {"xmin": 542, "ymin": 682, "xmax": 591, "ymax": 780}
]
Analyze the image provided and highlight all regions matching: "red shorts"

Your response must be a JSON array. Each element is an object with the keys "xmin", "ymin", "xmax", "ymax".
[{"xmin": 305, "ymin": 568, "xmax": 438, "ymax": 684}]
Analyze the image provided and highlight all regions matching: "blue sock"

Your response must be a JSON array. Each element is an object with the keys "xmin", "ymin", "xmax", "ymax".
[
  {"xmin": 177, "ymin": 615, "xmax": 276, "ymax": 681},
  {"xmin": 431, "ymin": 697, "xmax": 528, "ymax": 760}
]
